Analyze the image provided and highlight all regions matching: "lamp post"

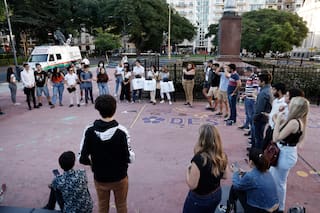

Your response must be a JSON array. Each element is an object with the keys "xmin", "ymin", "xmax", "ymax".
[
  {"xmin": 168, "ymin": 4, "xmax": 171, "ymax": 59},
  {"xmin": 4, "ymin": 0, "xmax": 18, "ymax": 69}
]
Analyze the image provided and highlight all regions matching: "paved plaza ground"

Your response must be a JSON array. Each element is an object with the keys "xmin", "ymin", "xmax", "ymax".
[{"xmin": 0, "ymin": 68, "xmax": 319, "ymax": 212}]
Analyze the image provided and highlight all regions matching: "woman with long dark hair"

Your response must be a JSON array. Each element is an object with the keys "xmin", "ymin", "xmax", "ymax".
[
  {"xmin": 183, "ymin": 124, "xmax": 228, "ymax": 213},
  {"xmin": 50, "ymin": 67, "xmax": 65, "ymax": 108},
  {"xmin": 182, "ymin": 63, "xmax": 196, "ymax": 107},
  {"xmin": 228, "ymin": 148, "xmax": 279, "ymax": 213},
  {"xmin": 6, "ymin": 67, "xmax": 20, "ymax": 105}
]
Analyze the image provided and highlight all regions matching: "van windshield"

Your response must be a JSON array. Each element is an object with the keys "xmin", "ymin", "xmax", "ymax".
[{"xmin": 29, "ymin": 54, "xmax": 48, "ymax": 62}]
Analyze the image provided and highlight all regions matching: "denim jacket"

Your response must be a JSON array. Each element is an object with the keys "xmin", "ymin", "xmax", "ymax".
[{"xmin": 232, "ymin": 168, "xmax": 279, "ymax": 210}]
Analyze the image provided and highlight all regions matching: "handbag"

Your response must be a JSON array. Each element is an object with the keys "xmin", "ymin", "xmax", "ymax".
[{"xmin": 263, "ymin": 141, "xmax": 280, "ymax": 168}]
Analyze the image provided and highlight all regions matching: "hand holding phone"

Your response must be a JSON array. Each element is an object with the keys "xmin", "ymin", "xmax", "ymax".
[{"xmin": 52, "ymin": 169, "xmax": 60, "ymax": 177}]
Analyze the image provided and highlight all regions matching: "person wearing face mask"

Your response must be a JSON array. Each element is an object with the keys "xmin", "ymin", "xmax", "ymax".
[
  {"xmin": 114, "ymin": 62, "xmax": 124, "ymax": 97},
  {"xmin": 96, "ymin": 61, "xmax": 105, "ymax": 75}
]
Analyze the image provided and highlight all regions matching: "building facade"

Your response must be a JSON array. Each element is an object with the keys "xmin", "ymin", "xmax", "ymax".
[{"xmin": 294, "ymin": 0, "xmax": 320, "ymax": 57}]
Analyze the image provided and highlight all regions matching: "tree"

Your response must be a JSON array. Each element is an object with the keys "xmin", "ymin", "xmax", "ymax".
[
  {"xmin": 100, "ymin": 0, "xmax": 196, "ymax": 53},
  {"xmin": 205, "ymin": 24, "xmax": 219, "ymax": 52},
  {"xmin": 241, "ymin": 9, "xmax": 308, "ymax": 55},
  {"xmin": 0, "ymin": 1, "xmax": 5, "ymax": 22},
  {"xmin": 94, "ymin": 28, "xmax": 121, "ymax": 55}
]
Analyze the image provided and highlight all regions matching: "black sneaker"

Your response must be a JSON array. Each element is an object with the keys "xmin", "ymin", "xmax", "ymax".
[
  {"xmin": 77, "ymin": 104, "xmax": 80, "ymax": 107},
  {"xmin": 69, "ymin": 104, "xmax": 74, "ymax": 108},
  {"xmin": 215, "ymin": 112, "xmax": 223, "ymax": 116},
  {"xmin": 226, "ymin": 120, "xmax": 235, "ymax": 126},
  {"xmin": 38, "ymin": 103, "xmax": 43, "ymax": 107},
  {"xmin": 48, "ymin": 102, "xmax": 53, "ymax": 106},
  {"xmin": 34, "ymin": 105, "xmax": 39, "ymax": 109}
]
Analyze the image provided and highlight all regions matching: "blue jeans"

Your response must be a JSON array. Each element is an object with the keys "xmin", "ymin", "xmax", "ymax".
[
  {"xmin": 8, "ymin": 83, "xmax": 17, "ymax": 103},
  {"xmin": 183, "ymin": 189, "xmax": 222, "ymax": 213},
  {"xmin": 244, "ymin": 98, "xmax": 255, "ymax": 128},
  {"xmin": 228, "ymin": 94, "xmax": 237, "ymax": 122},
  {"xmin": 132, "ymin": 89, "xmax": 142, "ymax": 102},
  {"xmin": 52, "ymin": 82, "xmax": 64, "ymax": 105},
  {"xmin": 98, "ymin": 82, "xmax": 109, "ymax": 95},
  {"xmin": 115, "ymin": 75, "xmax": 123, "ymax": 95},
  {"xmin": 252, "ymin": 120, "xmax": 267, "ymax": 149}
]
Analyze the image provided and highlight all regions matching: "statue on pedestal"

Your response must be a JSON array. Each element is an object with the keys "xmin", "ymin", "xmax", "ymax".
[{"xmin": 224, "ymin": 0, "xmax": 237, "ymax": 15}]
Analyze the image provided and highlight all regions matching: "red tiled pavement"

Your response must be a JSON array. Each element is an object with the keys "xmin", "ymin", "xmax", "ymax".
[{"xmin": 0, "ymin": 68, "xmax": 319, "ymax": 212}]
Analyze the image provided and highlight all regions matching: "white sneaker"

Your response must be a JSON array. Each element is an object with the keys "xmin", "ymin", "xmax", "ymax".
[
  {"xmin": 160, "ymin": 100, "xmax": 165, "ymax": 104},
  {"xmin": 169, "ymin": 101, "xmax": 172, "ymax": 105},
  {"xmin": 14, "ymin": 103, "xmax": 21, "ymax": 106}
]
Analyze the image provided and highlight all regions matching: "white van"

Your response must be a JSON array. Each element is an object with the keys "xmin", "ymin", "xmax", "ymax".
[{"xmin": 28, "ymin": 45, "xmax": 82, "ymax": 71}]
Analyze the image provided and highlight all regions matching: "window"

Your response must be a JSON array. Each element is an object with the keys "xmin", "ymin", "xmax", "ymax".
[
  {"xmin": 56, "ymin": 54, "xmax": 62, "ymax": 60},
  {"xmin": 49, "ymin": 54, "xmax": 55, "ymax": 62},
  {"xmin": 29, "ymin": 54, "xmax": 48, "ymax": 62}
]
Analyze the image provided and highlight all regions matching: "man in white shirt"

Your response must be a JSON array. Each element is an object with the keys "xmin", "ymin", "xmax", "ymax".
[
  {"xmin": 263, "ymin": 83, "xmax": 287, "ymax": 148},
  {"xmin": 65, "ymin": 66, "xmax": 80, "ymax": 107},
  {"xmin": 132, "ymin": 60, "xmax": 145, "ymax": 103},
  {"xmin": 21, "ymin": 63, "xmax": 38, "ymax": 110}
]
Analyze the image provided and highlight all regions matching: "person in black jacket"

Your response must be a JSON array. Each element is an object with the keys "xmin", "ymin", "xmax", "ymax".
[{"xmin": 79, "ymin": 95, "xmax": 135, "ymax": 213}]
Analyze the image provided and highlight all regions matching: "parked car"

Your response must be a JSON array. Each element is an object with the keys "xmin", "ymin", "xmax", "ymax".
[{"xmin": 309, "ymin": 55, "xmax": 320, "ymax": 61}]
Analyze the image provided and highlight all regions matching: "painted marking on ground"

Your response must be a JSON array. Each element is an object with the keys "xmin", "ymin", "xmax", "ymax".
[
  {"xmin": 61, "ymin": 116, "xmax": 77, "ymax": 121},
  {"xmin": 296, "ymin": 170, "xmax": 309, "ymax": 177},
  {"xmin": 130, "ymin": 104, "xmax": 146, "ymax": 129},
  {"xmin": 0, "ymin": 148, "xmax": 3, "ymax": 151},
  {"xmin": 142, "ymin": 116, "xmax": 165, "ymax": 124},
  {"xmin": 310, "ymin": 170, "xmax": 320, "ymax": 175}
]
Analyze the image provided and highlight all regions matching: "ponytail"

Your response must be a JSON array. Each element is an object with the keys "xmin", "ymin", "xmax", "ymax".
[{"xmin": 249, "ymin": 148, "xmax": 269, "ymax": 172}]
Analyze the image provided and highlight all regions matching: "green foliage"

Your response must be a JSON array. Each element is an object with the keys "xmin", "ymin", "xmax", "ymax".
[
  {"xmin": 205, "ymin": 24, "xmax": 219, "ymax": 47},
  {"xmin": 0, "ymin": 1, "xmax": 5, "ymax": 22},
  {"xmin": 6, "ymin": 0, "xmax": 195, "ymax": 53},
  {"xmin": 100, "ymin": 0, "xmax": 196, "ymax": 53},
  {"xmin": 94, "ymin": 28, "xmax": 121, "ymax": 54},
  {"xmin": 241, "ymin": 9, "xmax": 308, "ymax": 54}
]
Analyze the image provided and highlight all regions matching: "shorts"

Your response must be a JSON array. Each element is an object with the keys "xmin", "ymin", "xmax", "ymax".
[
  {"xmin": 218, "ymin": 90, "xmax": 228, "ymax": 102},
  {"xmin": 207, "ymin": 87, "xmax": 219, "ymax": 98},
  {"xmin": 36, "ymin": 86, "xmax": 49, "ymax": 97},
  {"xmin": 203, "ymin": 82, "xmax": 210, "ymax": 89}
]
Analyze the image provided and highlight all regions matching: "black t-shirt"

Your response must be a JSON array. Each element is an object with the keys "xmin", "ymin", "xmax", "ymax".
[
  {"xmin": 34, "ymin": 70, "xmax": 47, "ymax": 87},
  {"xmin": 191, "ymin": 153, "xmax": 223, "ymax": 195},
  {"xmin": 211, "ymin": 72, "xmax": 220, "ymax": 87}
]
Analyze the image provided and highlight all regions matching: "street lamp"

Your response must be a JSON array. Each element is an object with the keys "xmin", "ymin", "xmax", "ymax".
[
  {"xmin": 3, "ymin": 0, "xmax": 18, "ymax": 70},
  {"xmin": 168, "ymin": 4, "xmax": 171, "ymax": 59}
]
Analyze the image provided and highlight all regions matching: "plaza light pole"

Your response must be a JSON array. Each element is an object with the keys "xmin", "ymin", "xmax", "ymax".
[
  {"xmin": 4, "ymin": 0, "xmax": 18, "ymax": 69},
  {"xmin": 168, "ymin": 4, "xmax": 171, "ymax": 59}
]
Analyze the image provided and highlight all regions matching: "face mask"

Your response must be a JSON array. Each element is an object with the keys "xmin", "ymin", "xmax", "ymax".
[{"xmin": 99, "ymin": 63, "xmax": 103, "ymax": 67}]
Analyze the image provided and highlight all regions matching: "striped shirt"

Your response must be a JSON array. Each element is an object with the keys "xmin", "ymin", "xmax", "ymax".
[{"xmin": 244, "ymin": 73, "xmax": 259, "ymax": 100}]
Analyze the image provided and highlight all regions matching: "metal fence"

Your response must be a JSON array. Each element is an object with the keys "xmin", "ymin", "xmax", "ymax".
[{"xmin": 166, "ymin": 63, "xmax": 320, "ymax": 104}]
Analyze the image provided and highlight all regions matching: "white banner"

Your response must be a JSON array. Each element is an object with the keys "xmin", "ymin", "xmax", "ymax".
[
  {"xmin": 143, "ymin": 79, "xmax": 156, "ymax": 91},
  {"xmin": 132, "ymin": 78, "xmax": 145, "ymax": 90},
  {"xmin": 160, "ymin": 81, "xmax": 175, "ymax": 93}
]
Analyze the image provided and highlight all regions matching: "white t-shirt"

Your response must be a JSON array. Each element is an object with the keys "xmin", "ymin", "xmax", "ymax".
[
  {"xmin": 21, "ymin": 69, "xmax": 35, "ymax": 87},
  {"xmin": 64, "ymin": 73, "xmax": 78, "ymax": 86},
  {"xmin": 269, "ymin": 96, "xmax": 287, "ymax": 129},
  {"xmin": 133, "ymin": 65, "xmax": 145, "ymax": 77},
  {"xmin": 124, "ymin": 71, "xmax": 132, "ymax": 80},
  {"xmin": 115, "ymin": 66, "xmax": 124, "ymax": 75}
]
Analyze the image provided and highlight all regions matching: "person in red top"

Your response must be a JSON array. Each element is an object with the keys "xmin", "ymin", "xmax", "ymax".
[{"xmin": 50, "ymin": 67, "xmax": 65, "ymax": 108}]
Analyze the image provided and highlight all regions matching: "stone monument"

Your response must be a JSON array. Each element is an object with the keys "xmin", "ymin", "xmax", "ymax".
[{"xmin": 217, "ymin": 0, "xmax": 242, "ymax": 62}]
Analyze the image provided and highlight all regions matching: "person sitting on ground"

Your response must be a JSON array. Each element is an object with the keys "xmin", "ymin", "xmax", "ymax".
[
  {"xmin": 228, "ymin": 148, "xmax": 279, "ymax": 213},
  {"xmin": 43, "ymin": 151, "xmax": 93, "ymax": 213},
  {"xmin": 183, "ymin": 124, "xmax": 228, "ymax": 213}
]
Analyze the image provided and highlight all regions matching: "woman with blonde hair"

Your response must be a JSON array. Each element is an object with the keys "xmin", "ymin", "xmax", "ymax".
[
  {"xmin": 270, "ymin": 97, "xmax": 309, "ymax": 213},
  {"xmin": 183, "ymin": 124, "xmax": 228, "ymax": 213}
]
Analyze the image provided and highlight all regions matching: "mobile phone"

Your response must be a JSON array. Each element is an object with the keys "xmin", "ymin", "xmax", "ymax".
[
  {"xmin": 232, "ymin": 162, "xmax": 240, "ymax": 172},
  {"xmin": 52, "ymin": 169, "xmax": 60, "ymax": 176}
]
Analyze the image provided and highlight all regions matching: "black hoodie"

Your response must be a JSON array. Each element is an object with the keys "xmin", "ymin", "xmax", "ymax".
[{"xmin": 79, "ymin": 119, "xmax": 135, "ymax": 182}]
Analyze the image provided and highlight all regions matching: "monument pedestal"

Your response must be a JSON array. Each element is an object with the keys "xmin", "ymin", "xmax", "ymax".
[{"xmin": 217, "ymin": 15, "xmax": 242, "ymax": 62}]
